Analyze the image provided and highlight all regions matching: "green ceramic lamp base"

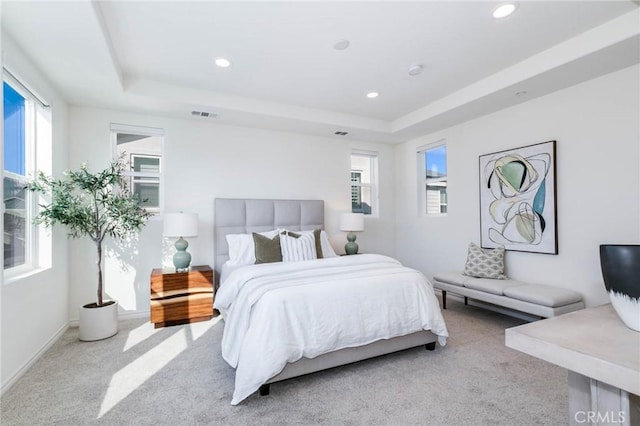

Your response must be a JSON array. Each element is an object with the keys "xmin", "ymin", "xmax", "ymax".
[
  {"xmin": 173, "ymin": 236, "xmax": 192, "ymax": 271},
  {"xmin": 344, "ymin": 232, "xmax": 359, "ymax": 255}
]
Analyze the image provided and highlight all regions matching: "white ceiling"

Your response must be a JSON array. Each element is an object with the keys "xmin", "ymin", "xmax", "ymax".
[{"xmin": 3, "ymin": 1, "xmax": 639, "ymax": 144}]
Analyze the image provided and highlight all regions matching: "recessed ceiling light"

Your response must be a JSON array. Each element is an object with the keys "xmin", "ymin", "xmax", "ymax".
[
  {"xmin": 333, "ymin": 40, "xmax": 350, "ymax": 50},
  {"xmin": 366, "ymin": 92, "xmax": 379, "ymax": 99},
  {"xmin": 215, "ymin": 58, "xmax": 231, "ymax": 68},
  {"xmin": 408, "ymin": 64, "xmax": 423, "ymax": 76},
  {"xmin": 493, "ymin": 3, "xmax": 517, "ymax": 19}
]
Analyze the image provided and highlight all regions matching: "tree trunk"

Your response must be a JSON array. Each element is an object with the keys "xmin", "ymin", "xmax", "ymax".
[{"xmin": 96, "ymin": 241, "xmax": 103, "ymax": 306}]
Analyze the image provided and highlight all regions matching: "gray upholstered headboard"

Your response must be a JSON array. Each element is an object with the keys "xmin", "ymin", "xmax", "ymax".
[{"xmin": 214, "ymin": 198, "xmax": 324, "ymax": 273}]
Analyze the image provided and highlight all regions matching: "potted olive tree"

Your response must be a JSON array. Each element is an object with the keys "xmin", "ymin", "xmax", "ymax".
[{"xmin": 26, "ymin": 156, "xmax": 152, "ymax": 341}]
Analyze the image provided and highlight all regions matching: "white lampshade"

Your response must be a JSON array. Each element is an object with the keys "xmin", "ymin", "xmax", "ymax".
[
  {"xmin": 340, "ymin": 213, "xmax": 365, "ymax": 232},
  {"xmin": 163, "ymin": 212, "xmax": 198, "ymax": 238}
]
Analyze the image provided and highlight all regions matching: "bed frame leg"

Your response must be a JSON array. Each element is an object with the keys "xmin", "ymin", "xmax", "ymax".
[
  {"xmin": 259, "ymin": 384, "xmax": 270, "ymax": 396},
  {"xmin": 464, "ymin": 296, "xmax": 468, "ymax": 306},
  {"xmin": 425, "ymin": 342, "xmax": 436, "ymax": 351},
  {"xmin": 442, "ymin": 290, "xmax": 447, "ymax": 309}
]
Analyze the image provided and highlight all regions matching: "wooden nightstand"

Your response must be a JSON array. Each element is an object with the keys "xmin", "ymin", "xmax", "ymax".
[{"xmin": 150, "ymin": 265, "xmax": 214, "ymax": 328}]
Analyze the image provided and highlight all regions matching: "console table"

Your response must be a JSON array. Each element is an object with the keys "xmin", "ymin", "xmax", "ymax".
[{"xmin": 506, "ymin": 304, "xmax": 639, "ymax": 425}]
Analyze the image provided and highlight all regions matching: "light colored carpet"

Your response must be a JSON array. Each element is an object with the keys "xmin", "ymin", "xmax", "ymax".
[{"xmin": 0, "ymin": 299, "xmax": 568, "ymax": 425}]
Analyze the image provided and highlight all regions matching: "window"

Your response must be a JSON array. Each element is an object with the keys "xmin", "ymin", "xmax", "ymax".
[
  {"xmin": 111, "ymin": 124, "xmax": 163, "ymax": 213},
  {"xmin": 418, "ymin": 142, "xmax": 447, "ymax": 215},
  {"xmin": 350, "ymin": 151, "xmax": 378, "ymax": 216},
  {"xmin": 3, "ymin": 71, "xmax": 52, "ymax": 275}
]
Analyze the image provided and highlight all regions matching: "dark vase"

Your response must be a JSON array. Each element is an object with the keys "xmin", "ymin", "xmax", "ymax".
[{"xmin": 599, "ymin": 244, "xmax": 640, "ymax": 331}]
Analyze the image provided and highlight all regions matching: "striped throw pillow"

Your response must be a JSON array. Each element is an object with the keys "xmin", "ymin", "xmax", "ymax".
[{"xmin": 280, "ymin": 231, "xmax": 318, "ymax": 262}]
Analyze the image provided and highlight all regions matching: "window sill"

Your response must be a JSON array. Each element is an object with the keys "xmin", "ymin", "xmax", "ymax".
[{"xmin": 3, "ymin": 265, "xmax": 51, "ymax": 285}]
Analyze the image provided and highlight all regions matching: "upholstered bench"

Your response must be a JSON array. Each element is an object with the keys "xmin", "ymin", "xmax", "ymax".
[{"xmin": 433, "ymin": 271, "xmax": 585, "ymax": 318}]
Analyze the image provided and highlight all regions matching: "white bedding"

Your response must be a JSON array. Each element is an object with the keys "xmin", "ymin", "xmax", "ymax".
[
  {"xmin": 214, "ymin": 254, "xmax": 449, "ymax": 405},
  {"xmin": 219, "ymin": 261, "xmax": 245, "ymax": 285}
]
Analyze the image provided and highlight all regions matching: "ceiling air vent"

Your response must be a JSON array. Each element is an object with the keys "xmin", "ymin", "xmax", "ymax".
[{"xmin": 191, "ymin": 110, "xmax": 218, "ymax": 119}]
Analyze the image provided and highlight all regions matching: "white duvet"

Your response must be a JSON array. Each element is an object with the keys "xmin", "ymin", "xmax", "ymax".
[{"xmin": 214, "ymin": 254, "xmax": 449, "ymax": 405}]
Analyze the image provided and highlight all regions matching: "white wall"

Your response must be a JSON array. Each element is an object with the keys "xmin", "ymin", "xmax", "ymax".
[
  {"xmin": 67, "ymin": 107, "xmax": 396, "ymax": 319},
  {"xmin": 394, "ymin": 65, "xmax": 640, "ymax": 307},
  {"xmin": 1, "ymin": 34, "xmax": 69, "ymax": 393}
]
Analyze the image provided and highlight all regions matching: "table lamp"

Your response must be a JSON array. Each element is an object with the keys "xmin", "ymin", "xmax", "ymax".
[
  {"xmin": 340, "ymin": 213, "xmax": 365, "ymax": 255},
  {"xmin": 163, "ymin": 212, "xmax": 198, "ymax": 271}
]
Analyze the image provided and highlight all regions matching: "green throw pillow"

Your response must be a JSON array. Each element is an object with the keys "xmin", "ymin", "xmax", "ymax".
[
  {"xmin": 313, "ymin": 229, "xmax": 324, "ymax": 259},
  {"xmin": 253, "ymin": 233, "xmax": 282, "ymax": 264},
  {"xmin": 281, "ymin": 230, "xmax": 301, "ymax": 238}
]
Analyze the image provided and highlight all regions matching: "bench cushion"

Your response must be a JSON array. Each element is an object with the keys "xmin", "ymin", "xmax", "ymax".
[
  {"xmin": 433, "ymin": 271, "xmax": 468, "ymax": 287},
  {"xmin": 503, "ymin": 285, "xmax": 583, "ymax": 308},
  {"xmin": 463, "ymin": 278, "xmax": 524, "ymax": 295}
]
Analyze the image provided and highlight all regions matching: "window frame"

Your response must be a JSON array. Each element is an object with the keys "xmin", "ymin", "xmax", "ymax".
[
  {"xmin": 129, "ymin": 153, "xmax": 161, "ymax": 210},
  {"xmin": 350, "ymin": 150, "xmax": 379, "ymax": 217},
  {"xmin": 110, "ymin": 124, "xmax": 164, "ymax": 214},
  {"xmin": 417, "ymin": 140, "xmax": 448, "ymax": 217},
  {"xmin": 3, "ymin": 71, "xmax": 51, "ymax": 280}
]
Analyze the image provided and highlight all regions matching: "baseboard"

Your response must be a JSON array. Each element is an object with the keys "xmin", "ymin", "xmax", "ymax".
[
  {"xmin": 1, "ymin": 322, "xmax": 69, "ymax": 397},
  {"xmin": 435, "ymin": 289, "xmax": 539, "ymax": 322},
  {"xmin": 68, "ymin": 309, "xmax": 150, "ymax": 327},
  {"xmin": 119, "ymin": 310, "xmax": 150, "ymax": 321}
]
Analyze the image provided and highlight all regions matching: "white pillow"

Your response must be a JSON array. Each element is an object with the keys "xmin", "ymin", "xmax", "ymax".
[
  {"xmin": 281, "ymin": 232, "xmax": 317, "ymax": 262},
  {"xmin": 226, "ymin": 229, "xmax": 280, "ymax": 266},
  {"xmin": 319, "ymin": 230, "xmax": 337, "ymax": 258}
]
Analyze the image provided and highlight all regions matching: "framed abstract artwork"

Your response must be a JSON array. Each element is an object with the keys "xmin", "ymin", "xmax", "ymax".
[{"xmin": 479, "ymin": 140, "xmax": 558, "ymax": 254}]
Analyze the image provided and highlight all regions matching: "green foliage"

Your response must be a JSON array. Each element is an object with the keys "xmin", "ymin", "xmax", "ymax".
[{"xmin": 25, "ymin": 155, "xmax": 152, "ymax": 306}]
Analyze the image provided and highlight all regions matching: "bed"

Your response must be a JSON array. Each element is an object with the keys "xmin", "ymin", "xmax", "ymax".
[{"xmin": 213, "ymin": 198, "xmax": 448, "ymax": 405}]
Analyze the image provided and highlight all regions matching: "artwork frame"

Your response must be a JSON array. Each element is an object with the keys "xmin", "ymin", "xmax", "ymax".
[{"xmin": 479, "ymin": 140, "xmax": 558, "ymax": 255}]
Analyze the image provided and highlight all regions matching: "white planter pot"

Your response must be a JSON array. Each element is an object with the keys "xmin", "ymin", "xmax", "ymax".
[{"xmin": 79, "ymin": 300, "xmax": 119, "ymax": 341}]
